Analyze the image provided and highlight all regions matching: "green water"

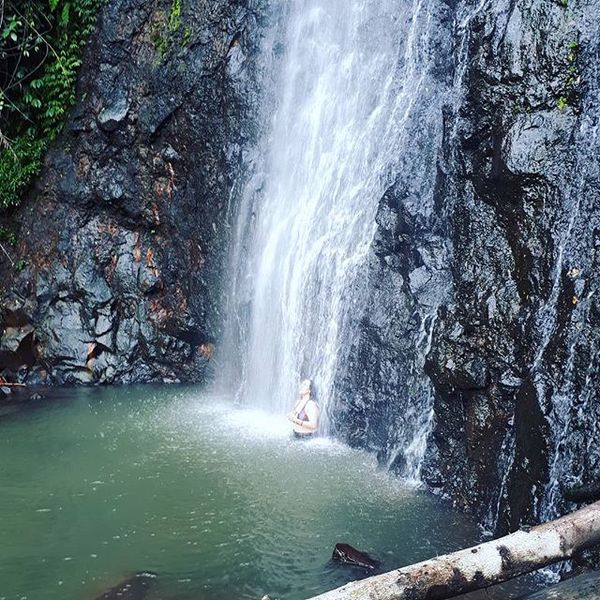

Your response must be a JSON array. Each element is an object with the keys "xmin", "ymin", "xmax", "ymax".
[{"xmin": 0, "ymin": 386, "xmax": 482, "ymax": 600}]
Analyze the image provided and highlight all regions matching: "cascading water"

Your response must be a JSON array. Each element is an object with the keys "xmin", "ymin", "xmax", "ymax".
[{"xmin": 222, "ymin": 0, "xmax": 446, "ymax": 449}]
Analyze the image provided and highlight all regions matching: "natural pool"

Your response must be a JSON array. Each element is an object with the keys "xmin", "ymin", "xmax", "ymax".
[{"xmin": 0, "ymin": 385, "xmax": 485, "ymax": 600}]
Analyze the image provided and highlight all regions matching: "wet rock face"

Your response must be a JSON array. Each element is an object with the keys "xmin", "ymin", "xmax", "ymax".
[
  {"xmin": 424, "ymin": 0, "xmax": 600, "ymax": 532},
  {"xmin": 427, "ymin": 0, "xmax": 600, "ymax": 531},
  {"xmin": 333, "ymin": 0, "xmax": 455, "ymax": 476},
  {"xmin": 0, "ymin": 0, "xmax": 266, "ymax": 384},
  {"xmin": 337, "ymin": 0, "xmax": 600, "ymax": 532}
]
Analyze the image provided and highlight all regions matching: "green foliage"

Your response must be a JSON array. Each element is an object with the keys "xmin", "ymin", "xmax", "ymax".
[
  {"xmin": 0, "ymin": 225, "xmax": 17, "ymax": 245},
  {"xmin": 14, "ymin": 258, "xmax": 28, "ymax": 272},
  {"xmin": 0, "ymin": 135, "xmax": 45, "ymax": 208},
  {"xmin": 556, "ymin": 96, "xmax": 568, "ymax": 111},
  {"xmin": 151, "ymin": 0, "xmax": 184, "ymax": 58},
  {"xmin": 0, "ymin": 0, "xmax": 101, "ymax": 210}
]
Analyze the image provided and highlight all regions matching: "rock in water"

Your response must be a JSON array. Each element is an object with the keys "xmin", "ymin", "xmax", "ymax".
[
  {"xmin": 93, "ymin": 572, "xmax": 157, "ymax": 599},
  {"xmin": 332, "ymin": 543, "xmax": 380, "ymax": 570},
  {"xmin": 564, "ymin": 483, "xmax": 600, "ymax": 504}
]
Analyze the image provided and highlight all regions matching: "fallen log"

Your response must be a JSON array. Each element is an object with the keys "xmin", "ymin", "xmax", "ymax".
[{"xmin": 306, "ymin": 501, "xmax": 600, "ymax": 600}]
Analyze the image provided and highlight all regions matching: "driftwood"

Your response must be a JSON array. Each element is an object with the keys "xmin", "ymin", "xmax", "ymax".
[{"xmin": 306, "ymin": 501, "xmax": 600, "ymax": 600}]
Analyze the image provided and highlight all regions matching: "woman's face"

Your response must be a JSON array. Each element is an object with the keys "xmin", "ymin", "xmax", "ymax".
[{"xmin": 299, "ymin": 381, "xmax": 311, "ymax": 396}]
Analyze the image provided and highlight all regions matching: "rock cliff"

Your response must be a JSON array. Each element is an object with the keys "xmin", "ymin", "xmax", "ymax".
[
  {"xmin": 427, "ymin": 0, "xmax": 600, "ymax": 532},
  {"xmin": 0, "ymin": 0, "xmax": 265, "ymax": 384},
  {"xmin": 337, "ymin": 0, "xmax": 600, "ymax": 533}
]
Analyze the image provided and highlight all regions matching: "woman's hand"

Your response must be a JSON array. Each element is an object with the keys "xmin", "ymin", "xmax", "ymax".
[{"xmin": 286, "ymin": 411, "xmax": 296, "ymax": 422}]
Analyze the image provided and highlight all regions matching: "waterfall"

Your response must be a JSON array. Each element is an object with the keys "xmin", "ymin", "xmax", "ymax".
[{"xmin": 220, "ymin": 0, "xmax": 452, "ymax": 483}]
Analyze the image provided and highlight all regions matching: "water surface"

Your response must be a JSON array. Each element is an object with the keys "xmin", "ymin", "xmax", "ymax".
[{"xmin": 0, "ymin": 386, "xmax": 481, "ymax": 599}]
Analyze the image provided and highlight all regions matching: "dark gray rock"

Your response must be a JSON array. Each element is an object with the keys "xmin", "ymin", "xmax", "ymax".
[
  {"xmin": 419, "ymin": 0, "xmax": 600, "ymax": 534},
  {"xmin": 0, "ymin": 325, "xmax": 34, "ymax": 353},
  {"xmin": 97, "ymin": 95, "xmax": 130, "ymax": 132},
  {"xmin": 93, "ymin": 571, "xmax": 157, "ymax": 599},
  {"xmin": 333, "ymin": 0, "xmax": 600, "ymax": 535},
  {"xmin": 332, "ymin": 543, "xmax": 380, "ymax": 571},
  {"xmin": 0, "ymin": 0, "xmax": 267, "ymax": 385}
]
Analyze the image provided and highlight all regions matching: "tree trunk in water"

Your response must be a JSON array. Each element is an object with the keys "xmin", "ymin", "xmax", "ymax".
[{"xmin": 306, "ymin": 501, "xmax": 600, "ymax": 600}]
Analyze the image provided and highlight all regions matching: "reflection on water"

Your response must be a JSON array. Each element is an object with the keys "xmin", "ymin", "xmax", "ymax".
[{"xmin": 0, "ymin": 386, "xmax": 480, "ymax": 600}]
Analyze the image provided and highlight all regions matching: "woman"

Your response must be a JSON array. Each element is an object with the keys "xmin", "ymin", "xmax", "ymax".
[{"xmin": 287, "ymin": 379, "xmax": 320, "ymax": 438}]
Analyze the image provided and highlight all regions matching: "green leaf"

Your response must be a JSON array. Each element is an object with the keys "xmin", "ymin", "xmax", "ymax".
[
  {"xmin": 49, "ymin": 0, "xmax": 59, "ymax": 11},
  {"xmin": 1, "ymin": 19, "xmax": 19, "ymax": 39},
  {"xmin": 60, "ymin": 3, "xmax": 71, "ymax": 27}
]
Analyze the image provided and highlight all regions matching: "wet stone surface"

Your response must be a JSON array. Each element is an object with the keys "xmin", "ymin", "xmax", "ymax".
[{"xmin": 0, "ymin": 0, "xmax": 268, "ymax": 385}]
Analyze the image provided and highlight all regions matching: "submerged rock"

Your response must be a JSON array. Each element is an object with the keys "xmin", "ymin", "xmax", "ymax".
[
  {"xmin": 93, "ymin": 572, "xmax": 157, "ymax": 599},
  {"xmin": 332, "ymin": 543, "xmax": 380, "ymax": 571}
]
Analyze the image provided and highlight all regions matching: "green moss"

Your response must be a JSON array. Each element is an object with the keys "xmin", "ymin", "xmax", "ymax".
[
  {"xmin": 181, "ymin": 26, "xmax": 192, "ymax": 48},
  {"xmin": 567, "ymin": 40, "xmax": 579, "ymax": 63},
  {"xmin": 0, "ymin": 225, "xmax": 17, "ymax": 246},
  {"xmin": 168, "ymin": 0, "xmax": 181, "ymax": 32},
  {"xmin": 557, "ymin": 96, "xmax": 568, "ymax": 111},
  {"xmin": 555, "ymin": 38, "xmax": 581, "ymax": 111},
  {"xmin": 14, "ymin": 258, "xmax": 28, "ymax": 272},
  {"xmin": 151, "ymin": 27, "xmax": 170, "ymax": 57},
  {"xmin": 151, "ymin": 0, "xmax": 184, "ymax": 58}
]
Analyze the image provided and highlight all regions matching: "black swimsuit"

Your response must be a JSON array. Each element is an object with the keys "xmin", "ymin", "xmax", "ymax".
[{"xmin": 293, "ymin": 401, "xmax": 317, "ymax": 439}]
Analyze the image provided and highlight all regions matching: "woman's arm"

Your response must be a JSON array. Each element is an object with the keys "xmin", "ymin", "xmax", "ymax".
[
  {"xmin": 290, "ymin": 396, "xmax": 309, "ymax": 417},
  {"xmin": 287, "ymin": 396, "xmax": 305, "ymax": 422}
]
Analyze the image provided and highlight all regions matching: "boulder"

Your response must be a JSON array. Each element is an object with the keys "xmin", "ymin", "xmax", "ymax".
[{"xmin": 332, "ymin": 543, "xmax": 380, "ymax": 571}]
